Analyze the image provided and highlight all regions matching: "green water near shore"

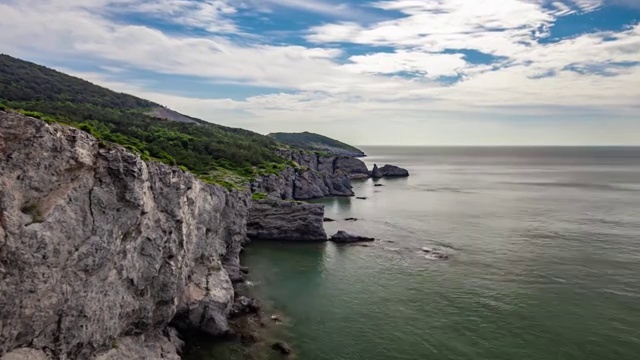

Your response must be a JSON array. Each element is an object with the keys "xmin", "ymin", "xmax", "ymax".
[{"xmin": 205, "ymin": 147, "xmax": 640, "ymax": 360}]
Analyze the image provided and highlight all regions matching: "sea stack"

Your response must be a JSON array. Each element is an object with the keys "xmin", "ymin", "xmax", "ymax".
[{"xmin": 371, "ymin": 164, "xmax": 383, "ymax": 178}]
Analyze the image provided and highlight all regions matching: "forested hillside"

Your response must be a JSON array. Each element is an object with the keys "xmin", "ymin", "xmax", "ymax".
[
  {"xmin": 269, "ymin": 132, "xmax": 366, "ymax": 157},
  {"xmin": 0, "ymin": 54, "xmax": 289, "ymax": 186}
]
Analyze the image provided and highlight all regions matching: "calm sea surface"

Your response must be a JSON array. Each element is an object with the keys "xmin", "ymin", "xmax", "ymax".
[{"xmin": 195, "ymin": 147, "xmax": 640, "ymax": 360}]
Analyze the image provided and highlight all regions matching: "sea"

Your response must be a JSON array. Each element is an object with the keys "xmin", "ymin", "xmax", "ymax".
[{"xmin": 188, "ymin": 146, "xmax": 640, "ymax": 360}]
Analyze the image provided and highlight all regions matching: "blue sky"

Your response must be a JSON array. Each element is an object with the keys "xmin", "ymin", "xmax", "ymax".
[{"xmin": 1, "ymin": 0, "xmax": 639, "ymax": 145}]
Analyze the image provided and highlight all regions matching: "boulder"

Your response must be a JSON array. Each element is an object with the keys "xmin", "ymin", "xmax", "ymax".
[
  {"xmin": 247, "ymin": 200, "xmax": 327, "ymax": 241},
  {"xmin": 380, "ymin": 164, "xmax": 409, "ymax": 177},
  {"xmin": 230, "ymin": 296, "xmax": 260, "ymax": 318},
  {"xmin": 371, "ymin": 164, "xmax": 383, "ymax": 179},
  {"xmin": 330, "ymin": 231, "xmax": 375, "ymax": 243}
]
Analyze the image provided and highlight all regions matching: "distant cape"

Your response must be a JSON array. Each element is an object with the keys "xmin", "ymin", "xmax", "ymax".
[{"xmin": 268, "ymin": 131, "xmax": 366, "ymax": 157}]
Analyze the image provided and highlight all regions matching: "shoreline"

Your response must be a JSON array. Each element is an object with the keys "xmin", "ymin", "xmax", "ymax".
[{"xmin": 183, "ymin": 251, "xmax": 297, "ymax": 360}]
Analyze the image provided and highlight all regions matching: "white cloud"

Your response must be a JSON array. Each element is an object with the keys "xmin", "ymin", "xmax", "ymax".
[
  {"xmin": 117, "ymin": 0, "xmax": 239, "ymax": 33},
  {"xmin": 308, "ymin": 0, "xmax": 556, "ymax": 57},
  {"xmin": 342, "ymin": 51, "xmax": 469, "ymax": 78},
  {"xmin": 571, "ymin": 0, "xmax": 603, "ymax": 12},
  {"xmin": 0, "ymin": 0, "xmax": 639, "ymax": 144}
]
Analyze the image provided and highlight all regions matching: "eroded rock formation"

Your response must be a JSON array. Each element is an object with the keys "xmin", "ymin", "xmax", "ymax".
[{"xmin": 247, "ymin": 200, "xmax": 327, "ymax": 242}]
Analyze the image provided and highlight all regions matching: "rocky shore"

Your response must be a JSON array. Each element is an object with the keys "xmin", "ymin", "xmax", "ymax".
[
  {"xmin": 0, "ymin": 112, "xmax": 399, "ymax": 360},
  {"xmin": 251, "ymin": 150, "xmax": 409, "ymax": 201}
]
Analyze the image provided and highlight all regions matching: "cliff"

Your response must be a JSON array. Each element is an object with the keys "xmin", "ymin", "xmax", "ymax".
[
  {"xmin": 251, "ymin": 150, "xmax": 374, "ymax": 200},
  {"xmin": 0, "ymin": 112, "xmax": 250, "ymax": 359}
]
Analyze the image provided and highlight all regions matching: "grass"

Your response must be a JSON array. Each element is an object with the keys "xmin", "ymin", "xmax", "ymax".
[{"xmin": 251, "ymin": 192, "xmax": 269, "ymax": 201}]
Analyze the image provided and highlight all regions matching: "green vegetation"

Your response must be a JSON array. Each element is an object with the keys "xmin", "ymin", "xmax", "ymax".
[
  {"xmin": 0, "ymin": 55, "xmax": 290, "ymax": 187},
  {"xmin": 269, "ymin": 132, "xmax": 365, "ymax": 157},
  {"xmin": 251, "ymin": 192, "xmax": 269, "ymax": 200},
  {"xmin": 21, "ymin": 202, "xmax": 44, "ymax": 223}
]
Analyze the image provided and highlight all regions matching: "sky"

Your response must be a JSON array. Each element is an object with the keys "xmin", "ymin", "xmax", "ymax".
[{"xmin": 1, "ymin": 0, "xmax": 639, "ymax": 145}]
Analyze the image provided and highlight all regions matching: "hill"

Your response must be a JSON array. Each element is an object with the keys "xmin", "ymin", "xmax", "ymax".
[
  {"xmin": 0, "ymin": 54, "xmax": 291, "ymax": 187},
  {"xmin": 269, "ymin": 132, "xmax": 366, "ymax": 157}
]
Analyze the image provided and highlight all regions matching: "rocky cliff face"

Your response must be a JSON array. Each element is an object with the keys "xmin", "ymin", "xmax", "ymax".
[
  {"xmin": 247, "ymin": 200, "xmax": 327, "ymax": 242},
  {"xmin": 251, "ymin": 150, "xmax": 372, "ymax": 200},
  {"xmin": 0, "ymin": 112, "xmax": 250, "ymax": 359}
]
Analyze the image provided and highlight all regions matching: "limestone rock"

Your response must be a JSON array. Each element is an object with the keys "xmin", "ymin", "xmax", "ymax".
[
  {"xmin": 0, "ymin": 112, "xmax": 249, "ymax": 358},
  {"xmin": 247, "ymin": 200, "xmax": 327, "ymax": 241},
  {"xmin": 380, "ymin": 164, "xmax": 410, "ymax": 177}
]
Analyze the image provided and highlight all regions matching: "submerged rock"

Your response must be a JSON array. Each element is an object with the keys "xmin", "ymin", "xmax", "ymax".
[
  {"xmin": 272, "ymin": 342, "xmax": 292, "ymax": 355},
  {"xmin": 356, "ymin": 196, "xmax": 368, "ymax": 200},
  {"xmin": 247, "ymin": 199, "xmax": 327, "ymax": 241},
  {"xmin": 374, "ymin": 183, "xmax": 385, "ymax": 187},
  {"xmin": 380, "ymin": 164, "xmax": 410, "ymax": 177},
  {"xmin": 330, "ymin": 231, "xmax": 375, "ymax": 243},
  {"xmin": 345, "ymin": 217, "xmax": 359, "ymax": 222},
  {"xmin": 323, "ymin": 217, "xmax": 336, "ymax": 222},
  {"xmin": 421, "ymin": 247, "xmax": 451, "ymax": 260}
]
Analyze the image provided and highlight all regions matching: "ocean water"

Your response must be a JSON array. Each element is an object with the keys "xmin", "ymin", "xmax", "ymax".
[{"xmin": 197, "ymin": 147, "xmax": 640, "ymax": 360}]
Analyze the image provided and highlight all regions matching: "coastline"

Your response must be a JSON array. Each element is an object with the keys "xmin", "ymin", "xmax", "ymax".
[{"xmin": 183, "ymin": 252, "xmax": 297, "ymax": 360}]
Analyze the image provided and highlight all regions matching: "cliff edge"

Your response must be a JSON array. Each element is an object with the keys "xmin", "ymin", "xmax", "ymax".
[{"xmin": 0, "ymin": 112, "xmax": 250, "ymax": 359}]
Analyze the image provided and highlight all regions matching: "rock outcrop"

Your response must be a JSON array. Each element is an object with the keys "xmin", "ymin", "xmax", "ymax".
[
  {"xmin": 251, "ymin": 150, "xmax": 356, "ymax": 200},
  {"xmin": 379, "ymin": 164, "xmax": 410, "ymax": 177},
  {"xmin": 334, "ymin": 157, "xmax": 370, "ymax": 179},
  {"xmin": 329, "ymin": 231, "xmax": 375, "ymax": 243},
  {"xmin": 247, "ymin": 200, "xmax": 327, "ymax": 242},
  {"xmin": 0, "ymin": 112, "xmax": 250, "ymax": 359},
  {"xmin": 371, "ymin": 164, "xmax": 383, "ymax": 179}
]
